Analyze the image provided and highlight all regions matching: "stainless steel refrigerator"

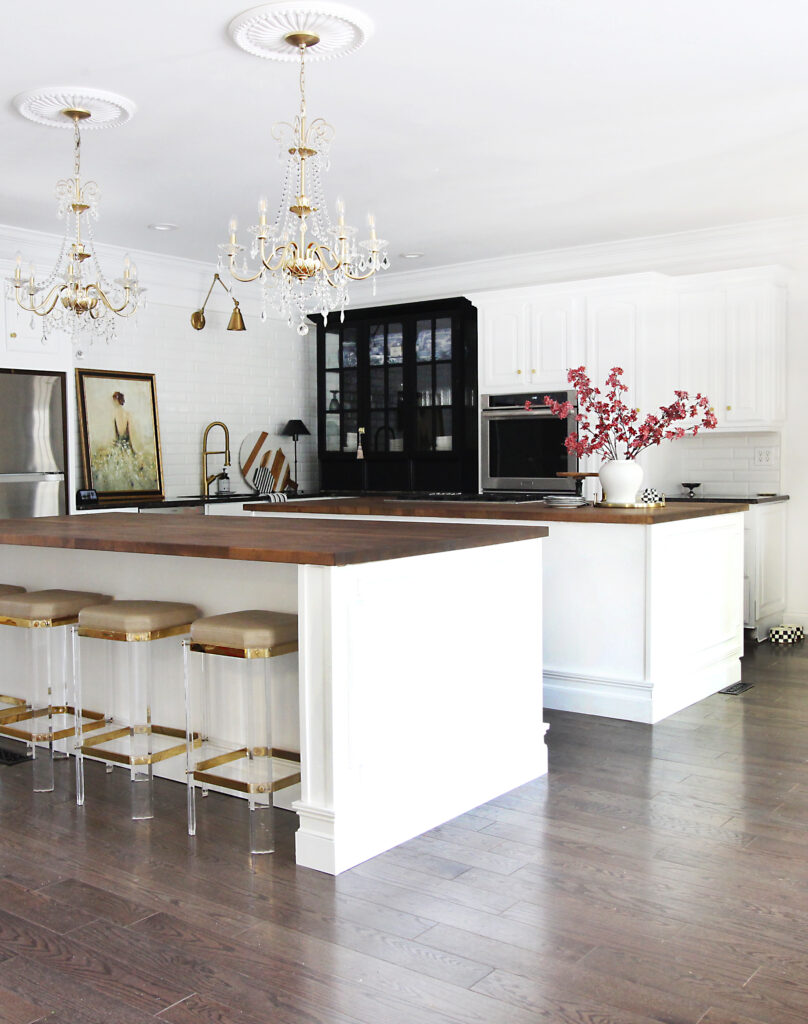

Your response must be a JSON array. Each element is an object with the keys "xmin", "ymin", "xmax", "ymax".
[{"xmin": 0, "ymin": 368, "xmax": 68, "ymax": 518}]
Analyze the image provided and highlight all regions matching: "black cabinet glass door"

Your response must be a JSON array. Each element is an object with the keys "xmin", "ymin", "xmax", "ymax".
[{"xmin": 316, "ymin": 298, "xmax": 477, "ymax": 494}]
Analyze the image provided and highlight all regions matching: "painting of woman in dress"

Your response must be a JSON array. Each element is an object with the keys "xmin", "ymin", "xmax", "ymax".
[{"xmin": 76, "ymin": 370, "xmax": 164, "ymax": 500}]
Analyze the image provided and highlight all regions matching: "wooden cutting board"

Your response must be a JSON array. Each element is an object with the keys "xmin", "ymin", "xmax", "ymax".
[{"xmin": 239, "ymin": 431, "xmax": 291, "ymax": 492}]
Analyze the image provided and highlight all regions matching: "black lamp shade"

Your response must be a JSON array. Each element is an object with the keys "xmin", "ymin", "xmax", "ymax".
[{"xmin": 281, "ymin": 419, "xmax": 310, "ymax": 439}]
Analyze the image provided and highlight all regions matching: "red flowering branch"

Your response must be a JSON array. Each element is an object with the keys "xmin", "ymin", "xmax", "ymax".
[{"xmin": 541, "ymin": 366, "xmax": 717, "ymax": 461}]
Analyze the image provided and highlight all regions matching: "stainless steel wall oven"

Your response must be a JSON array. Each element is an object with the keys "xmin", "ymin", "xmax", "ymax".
[{"xmin": 481, "ymin": 391, "xmax": 578, "ymax": 493}]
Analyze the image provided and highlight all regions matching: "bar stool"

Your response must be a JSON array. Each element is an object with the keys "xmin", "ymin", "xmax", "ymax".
[
  {"xmin": 0, "ymin": 589, "xmax": 112, "ymax": 792},
  {"xmin": 74, "ymin": 600, "xmax": 201, "ymax": 820},
  {"xmin": 0, "ymin": 585, "xmax": 26, "ymax": 724},
  {"xmin": 183, "ymin": 610, "xmax": 300, "ymax": 854}
]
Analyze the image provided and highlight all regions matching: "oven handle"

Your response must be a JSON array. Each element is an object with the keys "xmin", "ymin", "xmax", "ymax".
[{"xmin": 482, "ymin": 407, "xmax": 558, "ymax": 418}]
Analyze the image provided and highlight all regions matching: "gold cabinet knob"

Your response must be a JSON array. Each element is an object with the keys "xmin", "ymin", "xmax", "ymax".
[
  {"xmin": 531, "ymin": 369, "xmax": 536, "ymax": 373},
  {"xmin": 516, "ymin": 369, "xmax": 522, "ymax": 375},
  {"xmin": 726, "ymin": 405, "xmax": 732, "ymax": 411}
]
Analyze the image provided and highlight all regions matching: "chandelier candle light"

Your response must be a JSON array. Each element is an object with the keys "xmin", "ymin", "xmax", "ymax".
[
  {"xmin": 539, "ymin": 366, "xmax": 718, "ymax": 505},
  {"xmin": 8, "ymin": 88, "xmax": 142, "ymax": 346},
  {"xmin": 222, "ymin": 3, "xmax": 388, "ymax": 335}
]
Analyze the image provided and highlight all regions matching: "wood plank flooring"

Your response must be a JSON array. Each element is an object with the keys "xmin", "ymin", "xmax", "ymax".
[{"xmin": 1, "ymin": 640, "xmax": 808, "ymax": 1023}]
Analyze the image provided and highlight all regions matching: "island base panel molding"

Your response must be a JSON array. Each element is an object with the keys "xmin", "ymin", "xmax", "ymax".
[
  {"xmin": 541, "ymin": 515, "xmax": 744, "ymax": 723},
  {"xmin": 544, "ymin": 652, "xmax": 741, "ymax": 724},
  {"xmin": 294, "ymin": 541, "xmax": 546, "ymax": 875}
]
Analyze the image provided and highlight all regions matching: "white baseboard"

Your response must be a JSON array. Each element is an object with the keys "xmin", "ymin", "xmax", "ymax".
[
  {"xmin": 544, "ymin": 657, "xmax": 742, "ymax": 725},
  {"xmin": 782, "ymin": 610, "xmax": 808, "ymax": 630}
]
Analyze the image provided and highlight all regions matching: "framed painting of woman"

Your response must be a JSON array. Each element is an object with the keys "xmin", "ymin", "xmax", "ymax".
[{"xmin": 75, "ymin": 369, "xmax": 164, "ymax": 502}]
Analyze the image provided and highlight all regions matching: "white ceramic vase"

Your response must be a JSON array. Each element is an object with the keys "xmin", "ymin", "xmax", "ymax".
[{"xmin": 599, "ymin": 459, "xmax": 643, "ymax": 505}]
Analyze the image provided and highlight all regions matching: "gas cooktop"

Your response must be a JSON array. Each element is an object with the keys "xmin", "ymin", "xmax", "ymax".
[{"xmin": 420, "ymin": 492, "xmax": 551, "ymax": 503}]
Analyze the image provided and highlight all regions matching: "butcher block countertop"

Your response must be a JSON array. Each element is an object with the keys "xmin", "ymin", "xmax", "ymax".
[
  {"xmin": 244, "ymin": 497, "xmax": 749, "ymax": 525},
  {"xmin": 0, "ymin": 513, "xmax": 549, "ymax": 567}
]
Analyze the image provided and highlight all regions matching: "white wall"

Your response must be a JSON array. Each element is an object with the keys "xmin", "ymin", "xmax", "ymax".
[{"xmin": 0, "ymin": 225, "xmax": 318, "ymax": 503}]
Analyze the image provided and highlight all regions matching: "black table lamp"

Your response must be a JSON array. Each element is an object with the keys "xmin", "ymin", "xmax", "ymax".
[{"xmin": 280, "ymin": 419, "xmax": 310, "ymax": 487}]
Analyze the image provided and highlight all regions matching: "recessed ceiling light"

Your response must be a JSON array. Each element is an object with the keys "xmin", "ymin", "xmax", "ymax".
[
  {"xmin": 399, "ymin": 252, "xmax": 424, "ymax": 260},
  {"xmin": 148, "ymin": 222, "xmax": 179, "ymax": 232}
]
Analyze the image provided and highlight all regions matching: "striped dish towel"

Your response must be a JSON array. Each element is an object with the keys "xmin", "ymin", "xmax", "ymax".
[
  {"xmin": 263, "ymin": 492, "xmax": 288, "ymax": 503},
  {"xmin": 253, "ymin": 466, "xmax": 275, "ymax": 495}
]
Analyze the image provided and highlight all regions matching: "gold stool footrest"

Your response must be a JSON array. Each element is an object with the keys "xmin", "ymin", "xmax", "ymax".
[
  {"xmin": 192, "ymin": 745, "xmax": 301, "ymax": 795},
  {"xmin": 0, "ymin": 706, "xmax": 105, "ymax": 744},
  {"xmin": 81, "ymin": 724, "xmax": 201, "ymax": 766},
  {"xmin": 0, "ymin": 694, "xmax": 27, "ymax": 721}
]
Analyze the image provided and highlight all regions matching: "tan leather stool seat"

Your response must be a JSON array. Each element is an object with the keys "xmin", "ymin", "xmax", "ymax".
[
  {"xmin": 0, "ymin": 585, "xmax": 25, "ymax": 597},
  {"xmin": 191, "ymin": 610, "xmax": 298, "ymax": 655},
  {"xmin": 0, "ymin": 589, "xmax": 112, "ymax": 626},
  {"xmin": 79, "ymin": 600, "xmax": 201, "ymax": 640}
]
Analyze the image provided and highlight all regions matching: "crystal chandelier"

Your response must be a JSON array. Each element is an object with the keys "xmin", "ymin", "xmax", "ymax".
[
  {"xmin": 8, "ymin": 91, "xmax": 142, "ymax": 347},
  {"xmin": 221, "ymin": 16, "xmax": 388, "ymax": 335}
]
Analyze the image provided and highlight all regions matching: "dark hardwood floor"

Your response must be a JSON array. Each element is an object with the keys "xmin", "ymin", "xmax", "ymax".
[{"xmin": 1, "ymin": 640, "xmax": 808, "ymax": 1024}]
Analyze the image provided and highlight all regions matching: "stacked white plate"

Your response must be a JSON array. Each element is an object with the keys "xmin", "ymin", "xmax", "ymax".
[{"xmin": 544, "ymin": 495, "xmax": 589, "ymax": 508}]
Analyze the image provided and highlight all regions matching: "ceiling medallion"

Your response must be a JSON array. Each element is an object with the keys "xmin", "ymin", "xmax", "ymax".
[
  {"xmin": 8, "ymin": 87, "xmax": 143, "ymax": 348},
  {"xmin": 221, "ymin": 2, "xmax": 388, "ymax": 335}
]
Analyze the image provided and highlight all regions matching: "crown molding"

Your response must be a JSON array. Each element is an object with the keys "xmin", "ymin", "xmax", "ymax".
[{"xmin": 359, "ymin": 216, "xmax": 808, "ymax": 308}]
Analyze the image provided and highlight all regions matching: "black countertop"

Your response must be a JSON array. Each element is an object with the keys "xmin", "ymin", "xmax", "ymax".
[
  {"xmin": 667, "ymin": 495, "xmax": 789, "ymax": 505},
  {"xmin": 75, "ymin": 492, "xmax": 278, "ymax": 511}
]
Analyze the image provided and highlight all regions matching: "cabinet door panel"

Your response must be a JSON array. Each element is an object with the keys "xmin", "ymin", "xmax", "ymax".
[
  {"xmin": 479, "ymin": 301, "xmax": 528, "ymax": 391},
  {"xmin": 678, "ymin": 288, "xmax": 724, "ymax": 414},
  {"xmin": 587, "ymin": 297, "xmax": 640, "ymax": 410},
  {"xmin": 724, "ymin": 283, "xmax": 785, "ymax": 427},
  {"xmin": 757, "ymin": 503, "xmax": 786, "ymax": 621},
  {"xmin": 529, "ymin": 299, "xmax": 580, "ymax": 389},
  {"xmin": 724, "ymin": 287, "xmax": 766, "ymax": 426}
]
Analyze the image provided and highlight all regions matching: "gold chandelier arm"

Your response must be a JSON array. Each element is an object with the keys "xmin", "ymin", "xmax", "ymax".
[
  {"xmin": 13, "ymin": 283, "xmax": 65, "ymax": 317},
  {"xmin": 264, "ymin": 241, "xmax": 296, "ymax": 273},
  {"xmin": 341, "ymin": 265, "xmax": 380, "ymax": 282},
  {"xmin": 310, "ymin": 244, "xmax": 340, "ymax": 273},
  {"xmin": 227, "ymin": 252, "xmax": 268, "ymax": 284},
  {"xmin": 85, "ymin": 283, "xmax": 134, "ymax": 315}
]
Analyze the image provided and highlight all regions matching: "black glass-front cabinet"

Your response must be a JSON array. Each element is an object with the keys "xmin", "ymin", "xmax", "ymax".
[{"xmin": 316, "ymin": 297, "xmax": 478, "ymax": 494}]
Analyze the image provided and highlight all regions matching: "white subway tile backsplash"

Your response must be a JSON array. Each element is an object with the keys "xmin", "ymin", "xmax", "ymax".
[
  {"xmin": 648, "ymin": 429, "xmax": 783, "ymax": 497},
  {"xmin": 64, "ymin": 299, "xmax": 318, "ymax": 501}
]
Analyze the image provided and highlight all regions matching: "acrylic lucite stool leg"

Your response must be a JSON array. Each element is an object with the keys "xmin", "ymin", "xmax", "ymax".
[
  {"xmin": 184, "ymin": 645, "xmax": 213, "ymax": 839},
  {"xmin": 73, "ymin": 629, "xmax": 115, "ymax": 806},
  {"xmin": 29, "ymin": 626, "xmax": 54, "ymax": 793},
  {"xmin": 247, "ymin": 656, "xmax": 274, "ymax": 855},
  {"xmin": 72, "ymin": 625, "xmax": 84, "ymax": 805},
  {"xmin": 129, "ymin": 640, "xmax": 154, "ymax": 821},
  {"xmin": 183, "ymin": 639, "xmax": 197, "ymax": 838}
]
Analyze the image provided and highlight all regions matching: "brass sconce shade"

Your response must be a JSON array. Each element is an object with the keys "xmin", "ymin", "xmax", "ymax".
[
  {"xmin": 227, "ymin": 302, "xmax": 246, "ymax": 332},
  {"xmin": 191, "ymin": 273, "xmax": 246, "ymax": 332}
]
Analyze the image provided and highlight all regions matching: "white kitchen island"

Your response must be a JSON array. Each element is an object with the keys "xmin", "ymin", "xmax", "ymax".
[
  {"xmin": 246, "ymin": 497, "xmax": 748, "ymax": 725},
  {"xmin": 0, "ymin": 513, "xmax": 549, "ymax": 874}
]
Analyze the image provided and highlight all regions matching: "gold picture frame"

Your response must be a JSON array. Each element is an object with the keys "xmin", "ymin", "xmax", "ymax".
[{"xmin": 75, "ymin": 369, "xmax": 164, "ymax": 502}]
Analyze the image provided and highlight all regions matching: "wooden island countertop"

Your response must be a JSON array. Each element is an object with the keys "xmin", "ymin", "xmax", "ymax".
[
  {"xmin": 0, "ymin": 512, "xmax": 549, "ymax": 566},
  {"xmin": 244, "ymin": 496, "xmax": 750, "ymax": 525}
]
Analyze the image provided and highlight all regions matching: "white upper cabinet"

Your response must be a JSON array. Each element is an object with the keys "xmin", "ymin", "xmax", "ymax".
[
  {"xmin": 530, "ymin": 296, "xmax": 582, "ymax": 389},
  {"xmin": 477, "ymin": 298, "xmax": 530, "ymax": 390},
  {"xmin": 675, "ymin": 270, "xmax": 786, "ymax": 431},
  {"xmin": 475, "ymin": 267, "xmax": 786, "ymax": 431},
  {"xmin": 475, "ymin": 288, "xmax": 582, "ymax": 393},
  {"xmin": 586, "ymin": 293, "xmax": 641, "ymax": 411}
]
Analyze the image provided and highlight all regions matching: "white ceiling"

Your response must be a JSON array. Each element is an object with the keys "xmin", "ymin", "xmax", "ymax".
[{"xmin": 3, "ymin": 0, "xmax": 808, "ymax": 278}]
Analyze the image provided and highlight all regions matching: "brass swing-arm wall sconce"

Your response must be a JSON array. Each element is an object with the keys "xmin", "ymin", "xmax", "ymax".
[{"xmin": 190, "ymin": 273, "xmax": 246, "ymax": 332}]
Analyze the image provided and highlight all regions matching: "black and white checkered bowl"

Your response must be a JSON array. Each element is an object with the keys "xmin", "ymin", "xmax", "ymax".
[{"xmin": 769, "ymin": 624, "xmax": 805, "ymax": 644}]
